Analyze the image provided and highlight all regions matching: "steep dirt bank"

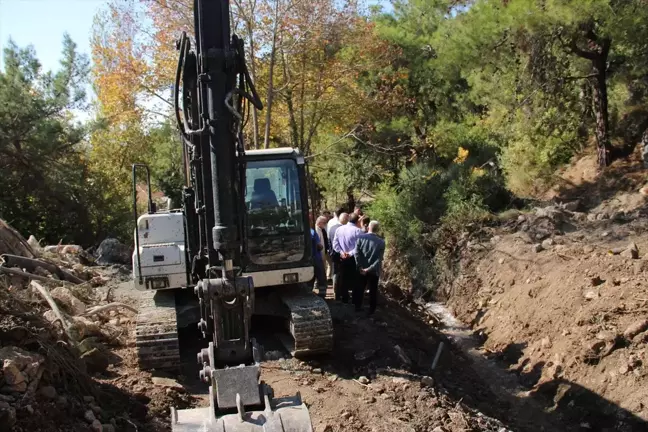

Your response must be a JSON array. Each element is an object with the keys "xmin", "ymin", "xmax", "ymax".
[{"xmin": 441, "ymin": 151, "xmax": 648, "ymax": 431}]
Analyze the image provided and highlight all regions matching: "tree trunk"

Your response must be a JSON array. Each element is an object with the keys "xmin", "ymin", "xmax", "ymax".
[
  {"xmin": 280, "ymin": 45, "xmax": 299, "ymax": 148},
  {"xmin": 263, "ymin": 0, "xmax": 281, "ymax": 149},
  {"xmin": 345, "ymin": 187, "xmax": 355, "ymax": 213},
  {"xmin": 592, "ymin": 62, "xmax": 612, "ymax": 168},
  {"xmin": 246, "ymin": 24, "xmax": 260, "ymax": 149},
  {"xmin": 641, "ymin": 126, "xmax": 648, "ymax": 168},
  {"xmin": 298, "ymin": 51, "xmax": 306, "ymax": 151},
  {"xmin": 0, "ymin": 218, "xmax": 35, "ymax": 258},
  {"xmin": 569, "ymin": 30, "xmax": 612, "ymax": 168}
]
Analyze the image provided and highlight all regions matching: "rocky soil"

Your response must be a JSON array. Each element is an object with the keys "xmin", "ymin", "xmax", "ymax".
[
  {"xmin": 259, "ymin": 299, "xmax": 513, "ymax": 432},
  {"xmin": 0, "ymin": 224, "xmax": 521, "ymax": 432}
]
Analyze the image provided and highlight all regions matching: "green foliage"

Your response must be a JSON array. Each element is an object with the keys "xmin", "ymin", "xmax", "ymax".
[
  {"xmin": 357, "ymin": 0, "xmax": 648, "ymax": 295},
  {"xmin": 148, "ymin": 121, "xmax": 184, "ymax": 207},
  {"xmin": 4, "ymin": 0, "xmax": 644, "ymax": 294},
  {"xmin": 0, "ymin": 36, "xmax": 125, "ymax": 245},
  {"xmin": 369, "ymin": 152, "xmax": 509, "ymax": 293}
]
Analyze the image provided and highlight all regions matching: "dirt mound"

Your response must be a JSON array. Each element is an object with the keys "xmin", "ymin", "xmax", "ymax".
[
  {"xmin": 443, "ymin": 194, "xmax": 648, "ymax": 430},
  {"xmin": 0, "ymin": 219, "xmax": 198, "ymax": 431},
  {"xmin": 546, "ymin": 146, "xmax": 648, "ymax": 215},
  {"xmin": 0, "ymin": 280, "xmax": 199, "ymax": 432}
]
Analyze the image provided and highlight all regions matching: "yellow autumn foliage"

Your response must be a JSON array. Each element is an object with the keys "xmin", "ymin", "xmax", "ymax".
[
  {"xmin": 471, "ymin": 167, "xmax": 486, "ymax": 178},
  {"xmin": 453, "ymin": 146, "xmax": 469, "ymax": 164}
]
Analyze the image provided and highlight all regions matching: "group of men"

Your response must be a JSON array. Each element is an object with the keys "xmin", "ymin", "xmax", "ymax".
[{"xmin": 310, "ymin": 206, "xmax": 385, "ymax": 315}]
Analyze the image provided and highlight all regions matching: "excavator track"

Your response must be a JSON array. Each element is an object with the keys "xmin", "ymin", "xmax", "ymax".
[
  {"xmin": 279, "ymin": 289, "xmax": 333, "ymax": 356},
  {"xmin": 135, "ymin": 290, "xmax": 181, "ymax": 371}
]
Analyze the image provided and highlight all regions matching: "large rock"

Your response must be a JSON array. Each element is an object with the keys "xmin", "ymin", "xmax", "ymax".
[
  {"xmin": 80, "ymin": 348, "xmax": 110, "ymax": 374},
  {"xmin": 70, "ymin": 317, "xmax": 102, "ymax": 340},
  {"xmin": 27, "ymin": 235, "xmax": 43, "ymax": 254},
  {"xmin": 623, "ymin": 319, "xmax": 648, "ymax": 340},
  {"xmin": 95, "ymin": 238, "xmax": 131, "ymax": 265},
  {"xmin": 0, "ymin": 347, "xmax": 45, "ymax": 393},
  {"xmin": 51, "ymin": 287, "xmax": 86, "ymax": 315},
  {"xmin": 152, "ymin": 377, "xmax": 184, "ymax": 391},
  {"xmin": 562, "ymin": 200, "xmax": 580, "ymax": 212},
  {"xmin": 39, "ymin": 385, "xmax": 57, "ymax": 400},
  {"xmin": 2, "ymin": 361, "xmax": 26, "ymax": 392}
]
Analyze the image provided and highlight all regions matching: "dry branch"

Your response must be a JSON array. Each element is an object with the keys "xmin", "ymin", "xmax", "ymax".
[
  {"xmin": 2, "ymin": 253, "xmax": 84, "ymax": 284},
  {"xmin": 0, "ymin": 266, "xmax": 68, "ymax": 285},
  {"xmin": 83, "ymin": 302, "xmax": 138, "ymax": 316},
  {"xmin": 29, "ymin": 281, "xmax": 77, "ymax": 343},
  {"xmin": 0, "ymin": 218, "xmax": 35, "ymax": 257}
]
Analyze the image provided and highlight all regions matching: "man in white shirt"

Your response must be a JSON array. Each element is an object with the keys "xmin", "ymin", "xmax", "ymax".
[
  {"xmin": 332, "ymin": 213, "xmax": 363, "ymax": 305},
  {"xmin": 326, "ymin": 207, "xmax": 345, "ymax": 236}
]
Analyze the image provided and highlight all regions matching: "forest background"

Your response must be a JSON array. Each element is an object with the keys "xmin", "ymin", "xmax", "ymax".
[{"xmin": 2, "ymin": 0, "xmax": 647, "ymax": 292}]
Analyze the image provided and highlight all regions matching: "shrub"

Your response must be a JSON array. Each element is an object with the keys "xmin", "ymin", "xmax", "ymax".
[{"xmin": 369, "ymin": 151, "xmax": 510, "ymax": 297}]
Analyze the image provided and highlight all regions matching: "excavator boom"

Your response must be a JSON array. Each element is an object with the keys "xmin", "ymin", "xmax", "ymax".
[{"xmin": 131, "ymin": 0, "xmax": 333, "ymax": 429}]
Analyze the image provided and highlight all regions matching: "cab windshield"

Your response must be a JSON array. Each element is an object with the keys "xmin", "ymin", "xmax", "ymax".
[{"xmin": 245, "ymin": 159, "xmax": 305, "ymax": 265}]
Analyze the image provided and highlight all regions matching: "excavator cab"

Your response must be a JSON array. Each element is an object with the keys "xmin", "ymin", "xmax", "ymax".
[
  {"xmin": 131, "ymin": 149, "xmax": 314, "ymax": 293},
  {"xmin": 243, "ymin": 149, "xmax": 314, "ymax": 284}
]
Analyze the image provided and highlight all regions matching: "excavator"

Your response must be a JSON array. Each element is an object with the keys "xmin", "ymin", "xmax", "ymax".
[{"xmin": 130, "ymin": 0, "xmax": 333, "ymax": 430}]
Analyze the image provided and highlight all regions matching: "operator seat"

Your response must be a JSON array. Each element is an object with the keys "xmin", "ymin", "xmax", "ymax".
[{"xmin": 250, "ymin": 178, "xmax": 278, "ymax": 209}]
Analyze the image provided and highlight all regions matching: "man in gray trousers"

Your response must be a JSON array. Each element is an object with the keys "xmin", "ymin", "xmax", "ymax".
[{"xmin": 354, "ymin": 220, "xmax": 386, "ymax": 315}]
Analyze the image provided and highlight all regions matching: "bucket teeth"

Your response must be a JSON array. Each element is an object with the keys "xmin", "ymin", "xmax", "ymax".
[
  {"xmin": 135, "ymin": 290, "xmax": 181, "ymax": 371},
  {"xmin": 171, "ymin": 400, "xmax": 314, "ymax": 431}
]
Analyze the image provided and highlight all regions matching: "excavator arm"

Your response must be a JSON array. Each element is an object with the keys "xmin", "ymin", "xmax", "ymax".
[{"xmin": 176, "ymin": 0, "xmax": 258, "ymax": 367}]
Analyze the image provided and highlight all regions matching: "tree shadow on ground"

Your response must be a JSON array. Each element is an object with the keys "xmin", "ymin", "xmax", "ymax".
[
  {"xmin": 550, "ymin": 151, "xmax": 646, "ymax": 212},
  {"xmin": 488, "ymin": 341, "xmax": 528, "ymax": 368},
  {"xmin": 529, "ymin": 378, "xmax": 648, "ymax": 432}
]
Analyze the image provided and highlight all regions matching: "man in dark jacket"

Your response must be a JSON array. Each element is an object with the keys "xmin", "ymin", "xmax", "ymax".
[{"xmin": 354, "ymin": 220, "xmax": 385, "ymax": 315}]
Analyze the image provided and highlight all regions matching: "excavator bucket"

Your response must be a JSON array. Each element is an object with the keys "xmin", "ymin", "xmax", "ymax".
[{"xmin": 171, "ymin": 384, "xmax": 314, "ymax": 432}]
